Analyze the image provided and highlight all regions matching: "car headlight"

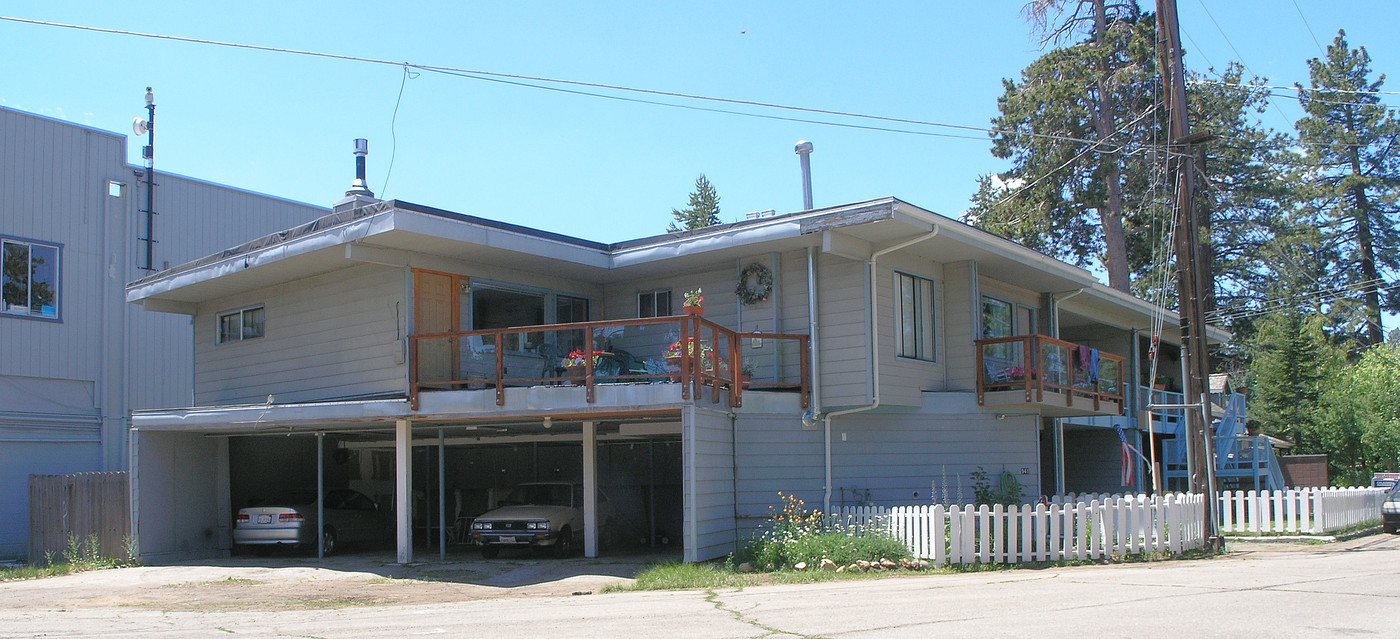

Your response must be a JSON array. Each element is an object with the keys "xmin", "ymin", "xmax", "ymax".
[
  {"xmin": 473, "ymin": 521, "xmax": 492, "ymax": 530},
  {"xmin": 528, "ymin": 521, "xmax": 549, "ymax": 530}
]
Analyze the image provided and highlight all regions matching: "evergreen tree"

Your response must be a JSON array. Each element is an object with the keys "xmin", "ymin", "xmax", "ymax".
[
  {"xmin": 1295, "ymin": 31, "xmax": 1400, "ymax": 349},
  {"xmin": 667, "ymin": 175, "xmax": 721, "ymax": 232},
  {"xmin": 969, "ymin": 0, "xmax": 1152, "ymax": 292},
  {"xmin": 1248, "ymin": 303, "xmax": 1339, "ymax": 452}
]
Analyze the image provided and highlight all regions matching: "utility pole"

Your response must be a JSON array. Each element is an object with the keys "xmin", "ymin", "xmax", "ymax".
[{"xmin": 1156, "ymin": 0, "xmax": 1220, "ymax": 546}]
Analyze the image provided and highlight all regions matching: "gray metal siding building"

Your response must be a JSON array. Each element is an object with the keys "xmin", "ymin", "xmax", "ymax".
[{"xmin": 0, "ymin": 105, "xmax": 326, "ymax": 559}]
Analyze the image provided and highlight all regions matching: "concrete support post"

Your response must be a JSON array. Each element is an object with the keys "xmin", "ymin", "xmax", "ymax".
[
  {"xmin": 582, "ymin": 420, "xmax": 598, "ymax": 558},
  {"xmin": 438, "ymin": 429, "xmax": 446, "ymax": 561},
  {"xmin": 395, "ymin": 418, "xmax": 413, "ymax": 564}
]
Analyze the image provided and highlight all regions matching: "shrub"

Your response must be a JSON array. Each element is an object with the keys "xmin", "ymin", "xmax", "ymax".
[{"xmin": 742, "ymin": 492, "xmax": 911, "ymax": 570}]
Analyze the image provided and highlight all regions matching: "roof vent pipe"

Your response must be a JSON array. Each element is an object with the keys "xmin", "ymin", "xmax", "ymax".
[
  {"xmin": 795, "ymin": 140, "xmax": 814, "ymax": 210},
  {"xmin": 346, "ymin": 138, "xmax": 375, "ymax": 198}
]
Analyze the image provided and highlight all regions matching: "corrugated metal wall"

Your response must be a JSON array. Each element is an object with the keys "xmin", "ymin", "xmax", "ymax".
[{"xmin": 0, "ymin": 105, "xmax": 326, "ymax": 559}]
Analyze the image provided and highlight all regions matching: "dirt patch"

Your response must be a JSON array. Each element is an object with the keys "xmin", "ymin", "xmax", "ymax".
[{"xmin": 0, "ymin": 549, "xmax": 676, "ymax": 612}]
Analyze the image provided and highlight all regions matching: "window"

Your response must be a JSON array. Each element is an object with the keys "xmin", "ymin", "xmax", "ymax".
[
  {"xmin": 217, "ymin": 306, "xmax": 265, "ymax": 343},
  {"xmin": 981, "ymin": 297, "xmax": 1013, "ymax": 340},
  {"xmin": 2, "ymin": 237, "xmax": 61, "ymax": 320},
  {"xmin": 895, "ymin": 272, "xmax": 936, "ymax": 361},
  {"xmin": 638, "ymin": 290, "xmax": 672, "ymax": 318},
  {"xmin": 555, "ymin": 294, "xmax": 591, "ymax": 352},
  {"xmin": 472, "ymin": 285, "xmax": 545, "ymax": 352},
  {"xmin": 981, "ymin": 296, "xmax": 1015, "ymax": 361}
]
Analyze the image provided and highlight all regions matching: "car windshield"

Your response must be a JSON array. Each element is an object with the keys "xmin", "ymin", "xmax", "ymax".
[
  {"xmin": 254, "ymin": 490, "xmax": 318, "ymax": 507},
  {"xmin": 502, "ymin": 484, "xmax": 572, "ymax": 507},
  {"xmin": 1387, "ymin": 485, "xmax": 1400, "ymax": 501}
]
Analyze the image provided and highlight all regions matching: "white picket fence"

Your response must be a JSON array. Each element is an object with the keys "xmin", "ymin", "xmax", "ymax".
[
  {"xmin": 838, "ymin": 493, "xmax": 1206, "ymax": 566},
  {"xmin": 1217, "ymin": 487, "xmax": 1386, "ymax": 534}
]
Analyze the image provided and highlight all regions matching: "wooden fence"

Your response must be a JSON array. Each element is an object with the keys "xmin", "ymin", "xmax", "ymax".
[
  {"xmin": 28, "ymin": 472, "xmax": 130, "ymax": 565},
  {"xmin": 838, "ymin": 493, "xmax": 1206, "ymax": 566},
  {"xmin": 1218, "ymin": 487, "xmax": 1385, "ymax": 535}
]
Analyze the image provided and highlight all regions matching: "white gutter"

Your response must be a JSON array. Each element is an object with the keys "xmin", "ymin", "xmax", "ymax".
[{"xmin": 821, "ymin": 227, "xmax": 940, "ymax": 514}]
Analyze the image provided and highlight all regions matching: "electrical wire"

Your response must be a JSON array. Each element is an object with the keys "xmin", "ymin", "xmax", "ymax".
[
  {"xmin": 381, "ymin": 65, "xmax": 419, "ymax": 198},
  {"xmin": 0, "ymin": 15, "xmax": 1121, "ymax": 150},
  {"xmin": 1289, "ymin": 0, "xmax": 1328, "ymax": 56}
]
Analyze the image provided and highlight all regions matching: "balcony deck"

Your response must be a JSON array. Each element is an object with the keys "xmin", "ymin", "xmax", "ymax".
[
  {"xmin": 409, "ymin": 314, "xmax": 810, "ymax": 414},
  {"xmin": 975, "ymin": 334, "xmax": 1126, "ymax": 418}
]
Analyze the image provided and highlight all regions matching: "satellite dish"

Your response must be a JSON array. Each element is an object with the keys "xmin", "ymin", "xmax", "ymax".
[{"xmin": 133, "ymin": 117, "xmax": 149, "ymax": 136}]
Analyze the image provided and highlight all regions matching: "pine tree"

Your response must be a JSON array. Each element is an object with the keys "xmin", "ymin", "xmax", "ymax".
[
  {"xmin": 1248, "ymin": 303, "xmax": 1339, "ymax": 451},
  {"xmin": 969, "ymin": 0, "xmax": 1151, "ymax": 292},
  {"xmin": 667, "ymin": 175, "xmax": 721, "ymax": 232},
  {"xmin": 1295, "ymin": 31, "xmax": 1400, "ymax": 349}
]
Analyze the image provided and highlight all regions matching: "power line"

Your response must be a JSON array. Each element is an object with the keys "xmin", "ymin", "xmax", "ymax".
[
  {"xmin": 1289, "ymin": 0, "xmax": 1328, "ymax": 56},
  {"xmin": 0, "ymin": 15, "xmax": 1121, "ymax": 150},
  {"xmin": 1194, "ymin": 77, "xmax": 1400, "ymax": 98}
]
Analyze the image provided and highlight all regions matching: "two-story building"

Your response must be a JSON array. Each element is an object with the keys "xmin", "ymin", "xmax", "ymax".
[{"xmin": 125, "ymin": 189, "xmax": 1226, "ymax": 563}]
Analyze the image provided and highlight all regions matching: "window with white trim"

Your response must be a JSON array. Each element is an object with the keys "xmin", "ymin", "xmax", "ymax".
[
  {"xmin": 2, "ymin": 236, "xmax": 61, "ymax": 320},
  {"xmin": 895, "ymin": 272, "xmax": 936, "ymax": 362},
  {"xmin": 217, "ymin": 306, "xmax": 265, "ymax": 344},
  {"xmin": 638, "ymin": 290, "xmax": 672, "ymax": 318}
]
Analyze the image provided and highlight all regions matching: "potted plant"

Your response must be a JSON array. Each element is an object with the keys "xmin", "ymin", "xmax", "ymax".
[
  {"xmin": 1007, "ymin": 365, "xmax": 1035, "ymax": 381},
  {"xmin": 740, "ymin": 363, "xmax": 754, "ymax": 388},
  {"xmin": 561, "ymin": 349, "xmax": 605, "ymax": 385},
  {"xmin": 665, "ymin": 338, "xmax": 711, "ymax": 382},
  {"xmin": 682, "ymin": 288, "xmax": 704, "ymax": 316}
]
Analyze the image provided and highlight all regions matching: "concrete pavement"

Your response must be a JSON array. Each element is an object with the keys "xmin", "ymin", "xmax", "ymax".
[{"xmin": 2, "ymin": 536, "xmax": 1397, "ymax": 638}]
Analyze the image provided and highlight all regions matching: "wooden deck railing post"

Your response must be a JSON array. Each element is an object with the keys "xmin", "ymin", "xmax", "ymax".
[
  {"xmin": 494, "ymin": 330, "xmax": 506, "ymax": 406},
  {"xmin": 584, "ymin": 328, "xmax": 596, "ymax": 403}
]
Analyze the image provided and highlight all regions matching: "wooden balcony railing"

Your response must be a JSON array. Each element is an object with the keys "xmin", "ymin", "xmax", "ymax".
[
  {"xmin": 409, "ymin": 315, "xmax": 810, "ymax": 411},
  {"xmin": 975, "ymin": 334, "xmax": 1126, "ymax": 415}
]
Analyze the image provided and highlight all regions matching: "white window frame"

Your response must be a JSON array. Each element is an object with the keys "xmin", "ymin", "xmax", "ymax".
[
  {"xmin": 1, "ymin": 235, "xmax": 62, "ymax": 321},
  {"xmin": 895, "ymin": 271, "xmax": 937, "ymax": 362},
  {"xmin": 217, "ymin": 305, "xmax": 265, "ymax": 344}
]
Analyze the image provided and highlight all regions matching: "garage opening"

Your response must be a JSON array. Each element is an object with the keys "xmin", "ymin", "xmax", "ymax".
[{"xmin": 222, "ymin": 419, "xmax": 683, "ymax": 560}]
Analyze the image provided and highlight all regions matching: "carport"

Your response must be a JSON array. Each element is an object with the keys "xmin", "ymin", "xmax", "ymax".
[{"xmin": 131, "ymin": 398, "xmax": 684, "ymax": 564}]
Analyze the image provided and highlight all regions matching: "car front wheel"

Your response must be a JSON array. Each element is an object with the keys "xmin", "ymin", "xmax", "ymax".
[
  {"xmin": 321, "ymin": 528, "xmax": 338, "ymax": 556},
  {"xmin": 553, "ymin": 527, "xmax": 574, "ymax": 558}
]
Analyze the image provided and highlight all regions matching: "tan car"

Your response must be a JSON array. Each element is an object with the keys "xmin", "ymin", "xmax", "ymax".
[{"xmin": 469, "ymin": 482, "xmax": 613, "ymax": 558}]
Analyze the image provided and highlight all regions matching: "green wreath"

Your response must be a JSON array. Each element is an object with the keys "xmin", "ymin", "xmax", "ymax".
[{"xmin": 735, "ymin": 262, "xmax": 774, "ymax": 305}]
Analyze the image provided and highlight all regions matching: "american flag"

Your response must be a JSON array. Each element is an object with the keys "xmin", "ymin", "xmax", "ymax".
[{"xmin": 1115, "ymin": 425, "xmax": 1135, "ymax": 488}]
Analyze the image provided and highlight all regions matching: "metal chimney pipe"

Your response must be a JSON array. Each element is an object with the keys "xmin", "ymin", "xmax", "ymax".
[
  {"xmin": 795, "ymin": 140, "xmax": 814, "ymax": 210},
  {"xmin": 346, "ymin": 138, "xmax": 375, "ymax": 198},
  {"xmin": 354, "ymin": 138, "xmax": 368, "ymax": 182}
]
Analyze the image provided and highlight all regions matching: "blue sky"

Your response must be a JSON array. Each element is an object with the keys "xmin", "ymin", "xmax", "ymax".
[{"xmin": 3, "ymin": 2, "xmax": 1397, "ymax": 244}]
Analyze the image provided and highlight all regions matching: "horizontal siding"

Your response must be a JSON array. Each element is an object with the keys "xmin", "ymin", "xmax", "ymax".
[
  {"xmin": 194, "ymin": 263, "xmax": 406, "ymax": 404},
  {"xmin": 877, "ymin": 252, "xmax": 945, "ymax": 406},
  {"xmin": 815, "ymin": 255, "xmax": 868, "ymax": 407},
  {"xmin": 831, "ymin": 411, "xmax": 1042, "ymax": 507},
  {"xmin": 732, "ymin": 407, "xmax": 1043, "ymax": 541},
  {"xmin": 944, "ymin": 262, "xmax": 975, "ymax": 391}
]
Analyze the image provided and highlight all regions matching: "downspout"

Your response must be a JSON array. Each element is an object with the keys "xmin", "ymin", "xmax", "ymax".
[
  {"xmin": 821, "ymin": 227, "xmax": 940, "ymax": 514},
  {"xmin": 806, "ymin": 247, "xmax": 823, "ymax": 416}
]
